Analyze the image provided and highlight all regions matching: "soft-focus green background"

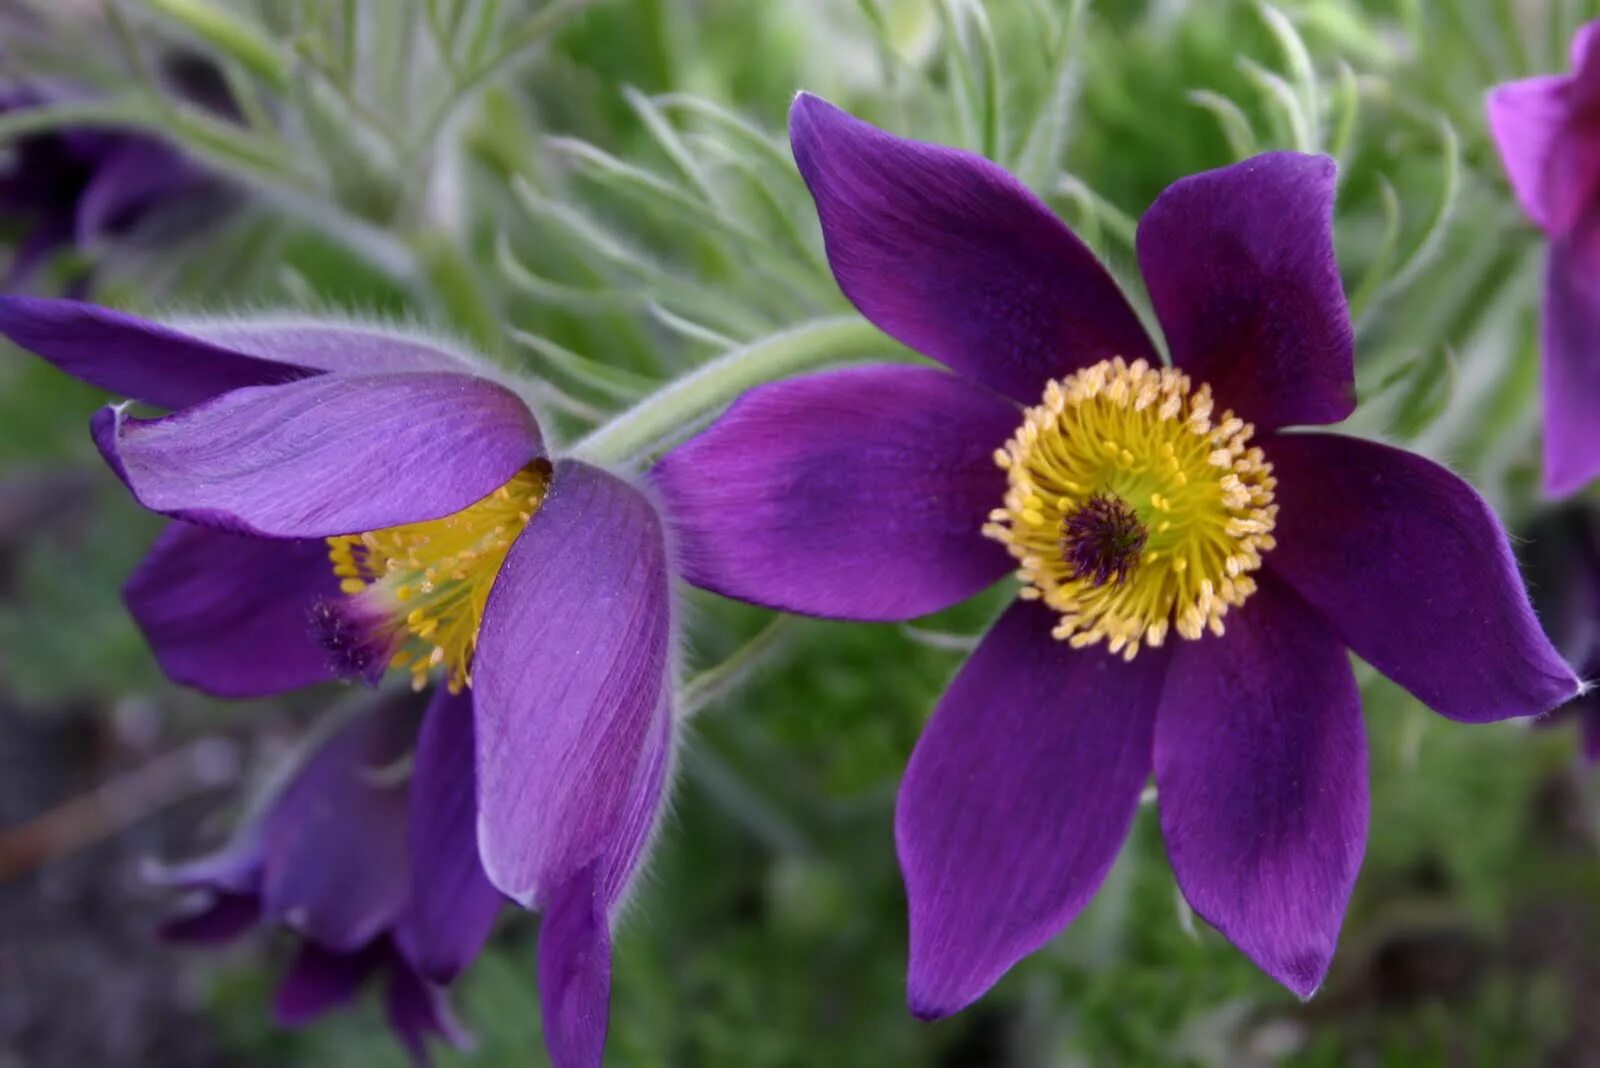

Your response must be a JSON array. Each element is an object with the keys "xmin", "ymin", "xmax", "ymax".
[{"xmin": 2, "ymin": 1, "xmax": 1599, "ymax": 1065}]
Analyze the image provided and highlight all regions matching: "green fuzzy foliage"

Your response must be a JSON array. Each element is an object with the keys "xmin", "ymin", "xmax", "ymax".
[{"xmin": 2, "ymin": 0, "xmax": 1599, "ymax": 1065}]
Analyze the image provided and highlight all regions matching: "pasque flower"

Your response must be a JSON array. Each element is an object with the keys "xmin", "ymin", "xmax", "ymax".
[
  {"xmin": 0, "ymin": 297, "xmax": 674, "ymax": 1068},
  {"xmin": 1487, "ymin": 21, "xmax": 1600, "ymax": 496},
  {"xmin": 653, "ymin": 95, "xmax": 1579, "ymax": 1015},
  {"xmin": 156, "ymin": 693, "xmax": 488, "ymax": 1063},
  {"xmin": 0, "ymin": 58, "xmax": 235, "ymax": 290}
]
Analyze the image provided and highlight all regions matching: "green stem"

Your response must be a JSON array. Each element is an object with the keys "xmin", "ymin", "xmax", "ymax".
[
  {"xmin": 680, "ymin": 616, "xmax": 798, "ymax": 721},
  {"xmin": 572, "ymin": 317, "xmax": 892, "ymax": 464}
]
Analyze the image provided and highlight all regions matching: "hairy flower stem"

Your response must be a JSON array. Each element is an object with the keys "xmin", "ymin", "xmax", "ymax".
[
  {"xmin": 680, "ymin": 615, "xmax": 798, "ymax": 721},
  {"xmin": 573, "ymin": 316, "xmax": 893, "ymax": 464}
]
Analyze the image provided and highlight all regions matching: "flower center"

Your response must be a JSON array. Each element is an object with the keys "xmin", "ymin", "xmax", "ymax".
[
  {"xmin": 315, "ymin": 460, "xmax": 552, "ymax": 693},
  {"xmin": 1060, "ymin": 493, "xmax": 1148, "ymax": 587},
  {"xmin": 983, "ymin": 357, "xmax": 1276, "ymax": 660}
]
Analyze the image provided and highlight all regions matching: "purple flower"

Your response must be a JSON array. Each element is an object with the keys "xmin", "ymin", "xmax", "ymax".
[
  {"xmin": 156, "ymin": 693, "xmax": 485, "ymax": 1064},
  {"xmin": 0, "ymin": 69, "xmax": 231, "ymax": 290},
  {"xmin": 652, "ymin": 95, "xmax": 1578, "ymax": 1016},
  {"xmin": 1487, "ymin": 22, "xmax": 1600, "ymax": 496},
  {"xmin": 1522, "ymin": 506, "xmax": 1600, "ymax": 761},
  {"xmin": 0, "ymin": 299, "xmax": 675, "ymax": 1068}
]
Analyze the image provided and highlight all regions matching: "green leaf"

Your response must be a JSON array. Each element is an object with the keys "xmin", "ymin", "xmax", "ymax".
[
  {"xmin": 1384, "ymin": 117, "xmax": 1462, "ymax": 296},
  {"xmin": 573, "ymin": 317, "xmax": 899, "ymax": 463},
  {"xmin": 623, "ymin": 84, "xmax": 721, "ymax": 205},
  {"xmin": 508, "ymin": 329, "xmax": 658, "ymax": 402},
  {"xmin": 414, "ymin": 231, "xmax": 502, "ymax": 356},
  {"xmin": 1388, "ymin": 346, "xmax": 1458, "ymax": 438},
  {"xmin": 1327, "ymin": 60, "xmax": 1361, "ymax": 167},
  {"xmin": 1237, "ymin": 56, "xmax": 1312, "ymax": 152},
  {"xmin": 1012, "ymin": 0, "xmax": 1088, "ymax": 192},
  {"xmin": 1348, "ymin": 175, "xmax": 1402, "ymax": 327},
  {"xmin": 140, "ymin": 0, "xmax": 291, "ymax": 90},
  {"xmin": 1186, "ymin": 89, "xmax": 1257, "ymax": 160},
  {"xmin": 1254, "ymin": 2, "xmax": 1320, "ymax": 147}
]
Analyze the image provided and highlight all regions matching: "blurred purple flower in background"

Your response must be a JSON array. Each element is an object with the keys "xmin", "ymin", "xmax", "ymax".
[
  {"xmin": 0, "ymin": 299, "xmax": 675, "ymax": 1068},
  {"xmin": 1486, "ymin": 20, "xmax": 1600, "ymax": 496},
  {"xmin": 156, "ymin": 692, "xmax": 487, "ymax": 1063},
  {"xmin": 0, "ymin": 54, "xmax": 235, "ymax": 291},
  {"xmin": 654, "ymin": 95, "xmax": 1577, "ymax": 1017},
  {"xmin": 1522, "ymin": 506, "xmax": 1600, "ymax": 761}
]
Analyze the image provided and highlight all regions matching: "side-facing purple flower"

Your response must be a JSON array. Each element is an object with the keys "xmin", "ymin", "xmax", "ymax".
[
  {"xmin": 0, "ymin": 299, "xmax": 675, "ymax": 1068},
  {"xmin": 652, "ymin": 95, "xmax": 1578, "ymax": 1016},
  {"xmin": 1487, "ymin": 22, "xmax": 1600, "ymax": 495},
  {"xmin": 156, "ymin": 692, "xmax": 487, "ymax": 1063},
  {"xmin": 0, "ymin": 62, "xmax": 234, "ymax": 290},
  {"xmin": 1522, "ymin": 506, "xmax": 1600, "ymax": 760}
]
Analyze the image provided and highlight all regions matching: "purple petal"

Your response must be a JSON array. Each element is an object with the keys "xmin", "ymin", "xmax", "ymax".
[
  {"xmin": 385, "ymin": 963, "xmax": 473, "ymax": 1066},
  {"xmin": 896, "ymin": 598, "xmax": 1167, "ymax": 1019},
  {"xmin": 597, "ymin": 691, "xmax": 672, "ymax": 908},
  {"xmin": 0, "ymin": 298, "xmax": 475, "ymax": 410},
  {"xmin": 172, "ymin": 318, "xmax": 480, "ymax": 376},
  {"xmin": 396, "ymin": 687, "xmax": 503, "ymax": 984},
  {"xmin": 651, "ymin": 365, "xmax": 1015, "ymax": 620},
  {"xmin": 1135, "ymin": 152, "xmax": 1355, "ymax": 430},
  {"xmin": 148, "ymin": 832, "xmax": 263, "ymax": 896},
  {"xmin": 3, "ymin": 220, "xmax": 73, "ymax": 291},
  {"xmin": 528, "ymin": 690, "xmax": 671, "ymax": 1068},
  {"xmin": 124, "ymin": 522, "xmax": 339, "ymax": 697},
  {"xmin": 528, "ymin": 711, "xmax": 669, "ymax": 1068},
  {"xmin": 788, "ymin": 93, "xmax": 1156, "ymax": 403},
  {"xmin": 475, "ymin": 460, "xmax": 671, "ymax": 907},
  {"xmin": 1575, "ymin": 20, "xmax": 1600, "ymax": 70},
  {"xmin": 1544, "ymin": 24, "xmax": 1600, "ymax": 234},
  {"xmin": 1542, "ymin": 223, "xmax": 1600, "ymax": 495},
  {"xmin": 537, "ymin": 866, "xmax": 611, "ymax": 1068},
  {"xmin": 1486, "ymin": 75, "xmax": 1574, "ymax": 232},
  {"xmin": 93, "ymin": 371, "xmax": 543, "ymax": 538},
  {"xmin": 1267, "ymin": 432, "xmax": 1578, "ymax": 722},
  {"xmin": 1541, "ymin": 116, "xmax": 1600, "ymax": 237},
  {"xmin": 74, "ymin": 140, "xmax": 199, "ymax": 248},
  {"xmin": 158, "ymin": 891, "xmax": 260, "ymax": 944},
  {"xmin": 273, "ymin": 942, "xmax": 381, "ymax": 1027},
  {"xmin": 260, "ymin": 701, "xmax": 416, "ymax": 951},
  {"xmin": 1155, "ymin": 574, "xmax": 1366, "ymax": 999},
  {"xmin": 0, "ymin": 297, "xmax": 315, "ymax": 409}
]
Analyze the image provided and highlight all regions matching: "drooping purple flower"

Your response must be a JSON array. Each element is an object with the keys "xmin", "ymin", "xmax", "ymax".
[
  {"xmin": 156, "ymin": 692, "xmax": 488, "ymax": 1063},
  {"xmin": 0, "ymin": 64, "xmax": 233, "ymax": 291},
  {"xmin": 652, "ymin": 94, "xmax": 1578, "ymax": 1016},
  {"xmin": 1521, "ymin": 506, "xmax": 1600, "ymax": 761},
  {"xmin": 0, "ymin": 299, "xmax": 676, "ymax": 1068},
  {"xmin": 1486, "ymin": 22, "xmax": 1600, "ymax": 496}
]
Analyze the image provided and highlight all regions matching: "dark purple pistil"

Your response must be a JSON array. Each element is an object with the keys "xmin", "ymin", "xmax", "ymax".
[
  {"xmin": 1061, "ymin": 493, "xmax": 1147, "ymax": 587},
  {"xmin": 310, "ymin": 600, "xmax": 393, "ymax": 687}
]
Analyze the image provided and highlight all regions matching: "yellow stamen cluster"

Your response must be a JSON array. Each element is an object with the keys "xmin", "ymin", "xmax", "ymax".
[
  {"xmin": 983, "ymin": 357, "xmax": 1277, "ymax": 660},
  {"xmin": 326, "ymin": 460, "xmax": 552, "ymax": 693}
]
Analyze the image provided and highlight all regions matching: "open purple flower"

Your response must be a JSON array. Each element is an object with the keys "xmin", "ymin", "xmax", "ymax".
[
  {"xmin": 156, "ymin": 693, "xmax": 486, "ymax": 1064},
  {"xmin": 0, "ymin": 298, "xmax": 674, "ymax": 1068},
  {"xmin": 1486, "ymin": 21, "xmax": 1600, "ymax": 496},
  {"xmin": 653, "ymin": 95, "xmax": 1578, "ymax": 1016},
  {"xmin": 1522, "ymin": 506, "xmax": 1600, "ymax": 761},
  {"xmin": 0, "ymin": 64, "xmax": 233, "ymax": 290}
]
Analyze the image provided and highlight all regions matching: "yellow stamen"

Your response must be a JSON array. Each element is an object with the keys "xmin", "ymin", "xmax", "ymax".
[
  {"xmin": 325, "ymin": 460, "xmax": 552, "ymax": 693},
  {"xmin": 985, "ymin": 358, "xmax": 1276, "ymax": 660}
]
